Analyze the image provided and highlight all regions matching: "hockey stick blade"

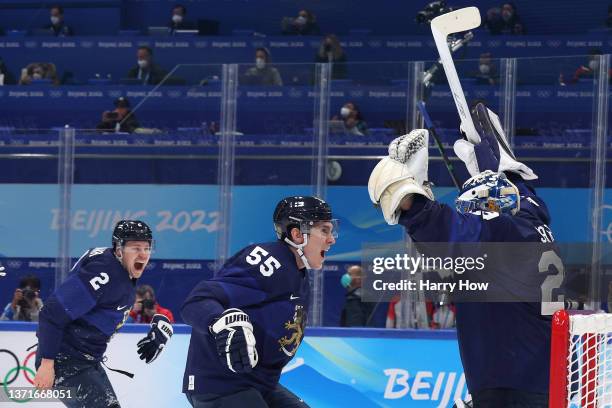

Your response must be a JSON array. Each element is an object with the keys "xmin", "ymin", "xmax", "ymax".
[{"xmin": 431, "ymin": 7, "xmax": 481, "ymax": 143}]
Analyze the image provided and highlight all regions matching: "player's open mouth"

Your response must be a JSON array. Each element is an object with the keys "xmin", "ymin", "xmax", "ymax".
[
  {"xmin": 321, "ymin": 249, "xmax": 329, "ymax": 258},
  {"xmin": 134, "ymin": 262, "xmax": 145, "ymax": 271}
]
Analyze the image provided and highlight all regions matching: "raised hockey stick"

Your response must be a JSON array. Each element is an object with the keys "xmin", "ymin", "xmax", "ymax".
[
  {"xmin": 417, "ymin": 101, "xmax": 461, "ymax": 191},
  {"xmin": 430, "ymin": 7, "xmax": 481, "ymax": 143}
]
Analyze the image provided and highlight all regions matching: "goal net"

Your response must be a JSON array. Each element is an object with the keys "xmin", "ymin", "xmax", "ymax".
[{"xmin": 550, "ymin": 310, "xmax": 612, "ymax": 408}]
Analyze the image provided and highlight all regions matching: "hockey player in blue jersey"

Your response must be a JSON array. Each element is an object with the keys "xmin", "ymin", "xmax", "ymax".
[
  {"xmin": 181, "ymin": 196, "xmax": 337, "ymax": 407},
  {"xmin": 368, "ymin": 103, "xmax": 559, "ymax": 407},
  {"xmin": 33, "ymin": 220, "xmax": 173, "ymax": 407}
]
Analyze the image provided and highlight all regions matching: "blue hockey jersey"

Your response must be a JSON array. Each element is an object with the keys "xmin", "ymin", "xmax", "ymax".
[
  {"xmin": 399, "ymin": 174, "xmax": 558, "ymax": 395},
  {"xmin": 181, "ymin": 241, "xmax": 309, "ymax": 396},
  {"xmin": 37, "ymin": 247, "xmax": 135, "ymax": 361}
]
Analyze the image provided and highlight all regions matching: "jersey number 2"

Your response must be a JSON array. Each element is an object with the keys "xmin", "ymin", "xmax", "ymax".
[
  {"xmin": 89, "ymin": 272, "xmax": 110, "ymax": 291},
  {"xmin": 539, "ymin": 250, "xmax": 564, "ymax": 316},
  {"xmin": 245, "ymin": 246, "xmax": 281, "ymax": 277}
]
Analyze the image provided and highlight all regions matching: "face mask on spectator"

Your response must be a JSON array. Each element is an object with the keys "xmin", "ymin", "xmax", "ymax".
[
  {"xmin": 138, "ymin": 59, "xmax": 149, "ymax": 69},
  {"xmin": 340, "ymin": 273, "xmax": 351, "ymax": 288},
  {"xmin": 295, "ymin": 16, "xmax": 307, "ymax": 26},
  {"xmin": 340, "ymin": 107, "xmax": 351, "ymax": 118},
  {"xmin": 588, "ymin": 60, "xmax": 599, "ymax": 71},
  {"xmin": 32, "ymin": 73, "xmax": 43, "ymax": 80},
  {"xmin": 50, "ymin": 16, "xmax": 60, "ymax": 25},
  {"xmin": 172, "ymin": 14, "xmax": 183, "ymax": 24},
  {"xmin": 479, "ymin": 64, "xmax": 490, "ymax": 74},
  {"xmin": 255, "ymin": 58, "xmax": 266, "ymax": 70},
  {"xmin": 502, "ymin": 10, "xmax": 513, "ymax": 21}
]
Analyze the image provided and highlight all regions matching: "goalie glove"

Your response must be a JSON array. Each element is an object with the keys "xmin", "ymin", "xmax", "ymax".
[
  {"xmin": 368, "ymin": 129, "xmax": 434, "ymax": 225},
  {"xmin": 210, "ymin": 308, "xmax": 258, "ymax": 374},
  {"xmin": 137, "ymin": 314, "xmax": 173, "ymax": 364},
  {"xmin": 454, "ymin": 103, "xmax": 537, "ymax": 180}
]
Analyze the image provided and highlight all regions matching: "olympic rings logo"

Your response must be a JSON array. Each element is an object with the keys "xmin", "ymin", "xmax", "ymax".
[{"xmin": 0, "ymin": 349, "xmax": 37, "ymax": 403}]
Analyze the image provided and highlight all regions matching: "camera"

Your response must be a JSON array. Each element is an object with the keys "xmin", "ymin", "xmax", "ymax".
[
  {"xmin": 21, "ymin": 288, "xmax": 37, "ymax": 301},
  {"xmin": 141, "ymin": 298, "xmax": 155, "ymax": 311},
  {"xmin": 416, "ymin": 0, "xmax": 453, "ymax": 24}
]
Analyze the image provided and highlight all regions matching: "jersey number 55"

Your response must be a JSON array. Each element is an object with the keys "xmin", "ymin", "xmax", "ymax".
[{"xmin": 246, "ymin": 246, "xmax": 281, "ymax": 277}]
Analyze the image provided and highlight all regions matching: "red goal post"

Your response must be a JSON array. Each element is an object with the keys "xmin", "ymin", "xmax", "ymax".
[{"xmin": 550, "ymin": 310, "xmax": 612, "ymax": 408}]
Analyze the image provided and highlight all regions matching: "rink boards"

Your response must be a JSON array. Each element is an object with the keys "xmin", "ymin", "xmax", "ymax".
[{"xmin": 0, "ymin": 322, "xmax": 465, "ymax": 408}]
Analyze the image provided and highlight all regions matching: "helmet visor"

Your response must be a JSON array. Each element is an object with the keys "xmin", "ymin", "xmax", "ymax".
[{"xmin": 306, "ymin": 219, "xmax": 339, "ymax": 240}]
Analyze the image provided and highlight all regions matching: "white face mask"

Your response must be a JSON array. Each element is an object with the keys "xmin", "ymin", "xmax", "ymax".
[
  {"xmin": 588, "ymin": 60, "xmax": 599, "ymax": 71},
  {"xmin": 255, "ymin": 58, "xmax": 266, "ymax": 70},
  {"xmin": 50, "ymin": 16, "xmax": 60, "ymax": 25},
  {"xmin": 137, "ymin": 59, "xmax": 149, "ymax": 69},
  {"xmin": 295, "ymin": 16, "xmax": 307, "ymax": 26},
  {"xmin": 172, "ymin": 14, "xmax": 183, "ymax": 24},
  {"xmin": 32, "ymin": 73, "xmax": 43, "ymax": 80},
  {"xmin": 340, "ymin": 107, "xmax": 351, "ymax": 118},
  {"xmin": 479, "ymin": 64, "xmax": 490, "ymax": 74}
]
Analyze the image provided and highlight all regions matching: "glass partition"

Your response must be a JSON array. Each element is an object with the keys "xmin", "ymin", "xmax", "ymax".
[
  {"xmin": 0, "ymin": 128, "xmax": 61, "ymax": 304},
  {"xmin": 514, "ymin": 55, "xmax": 602, "ymax": 309},
  {"xmin": 62, "ymin": 63, "xmax": 224, "ymax": 321},
  {"xmin": 0, "ymin": 54, "xmax": 609, "ymax": 328}
]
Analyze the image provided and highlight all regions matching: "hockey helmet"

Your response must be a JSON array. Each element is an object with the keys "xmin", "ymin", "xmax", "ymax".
[
  {"xmin": 273, "ymin": 196, "xmax": 336, "ymax": 240},
  {"xmin": 455, "ymin": 170, "xmax": 520, "ymax": 215},
  {"xmin": 112, "ymin": 220, "xmax": 153, "ymax": 249}
]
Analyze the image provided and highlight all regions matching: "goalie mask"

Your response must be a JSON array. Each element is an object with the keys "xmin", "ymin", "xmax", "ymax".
[
  {"xmin": 455, "ymin": 170, "xmax": 520, "ymax": 215},
  {"xmin": 273, "ymin": 196, "xmax": 338, "ymax": 269}
]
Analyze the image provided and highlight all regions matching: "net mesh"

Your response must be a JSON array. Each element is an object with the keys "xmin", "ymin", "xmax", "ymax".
[{"xmin": 567, "ymin": 314, "xmax": 612, "ymax": 407}]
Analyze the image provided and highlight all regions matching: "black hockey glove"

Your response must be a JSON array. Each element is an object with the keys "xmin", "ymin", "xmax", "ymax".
[
  {"xmin": 210, "ymin": 308, "xmax": 258, "ymax": 373},
  {"xmin": 137, "ymin": 314, "xmax": 173, "ymax": 363}
]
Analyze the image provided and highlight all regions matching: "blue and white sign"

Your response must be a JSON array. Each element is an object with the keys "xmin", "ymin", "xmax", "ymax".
[{"xmin": 0, "ymin": 184, "xmax": 598, "ymax": 260}]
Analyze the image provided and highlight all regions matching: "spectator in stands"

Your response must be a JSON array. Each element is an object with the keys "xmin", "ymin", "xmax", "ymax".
[
  {"xmin": 168, "ymin": 4, "xmax": 196, "ymax": 33},
  {"xmin": 281, "ymin": 9, "xmax": 320, "ymax": 36},
  {"xmin": 128, "ymin": 284, "xmax": 175, "ymax": 324},
  {"xmin": 241, "ymin": 47, "xmax": 283, "ymax": 86},
  {"xmin": 96, "ymin": 97, "xmax": 140, "ymax": 133},
  {"xmin": 340, "ymin": 265, "xmax": 374, "ymax": 327},
  {"xmin": 484, "ymin": 3, "xmax": 524, "ymax": 35},
  {"xmin": 334, "ymin": 102, "xmax": 368, "ymax": 136},
  {"xmin": 0, "ymin": 57, "xmax": 17, "ymax": 85},
  {"xmin": 45, "ymin": 5, "xmax": 73, "ymax": 37},
  {"xmin": 315, "ymin": 34, "xmax": 347, "ymax": 79},
  {"xmin": 126, "ymin": 46, "xmax": 168, "ymax": 85},
  {"xmin": 564, "ymin": 49, "xmax": 612, "ymax": 84},
  {"xmin": 430, "ymin": 291, "xmax": 455, "ymax": 329},
  {"xmin": 1, "ymin": 275, "xmax": 43, "ymax": 321},
  {"xmin": 19, "ymin": 62, "xmax": 59, "ymax": 85},
  {"xmin": 386, "ymin": 295, "xmax": 432, "ymax": 329},
  {"xmin": 472, "ymin": 52, "xmax": 498, "ymax": 85}
]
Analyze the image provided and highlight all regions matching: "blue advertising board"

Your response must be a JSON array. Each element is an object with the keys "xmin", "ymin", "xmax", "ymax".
[{"xmin": 0, "ymin": 184, "xmax": 598, "ymax": 260}]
